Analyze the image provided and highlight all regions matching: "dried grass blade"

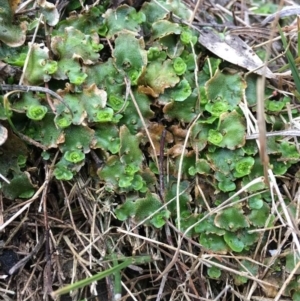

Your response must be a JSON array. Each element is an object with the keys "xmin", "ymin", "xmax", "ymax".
[{"xmin": 278, "ymin": 26, "xmax": 300, "ymax": 93}]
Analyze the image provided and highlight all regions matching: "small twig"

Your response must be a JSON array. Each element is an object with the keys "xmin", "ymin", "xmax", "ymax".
[
  {"xmin": 0, "ymin": 84, "xmax": 72, "ymax": 115},
  {"xmin": 9, "ymin": 233, "xmax": 45, "ymax": 275},
  {"xmin": 19, "ymin": 14, "xmax": 43, "ymax": 85},
  {"xmin": 0, "ymin": 173, "xmax": 10, "ymax": 184},
  {"xmin": 20, "ymin": 254, "xmax": 42, "ymax": 295},
  {"xmin": 0, "ymin": 181, "xmax": 47, "ymax": 232},
  {"xmin": 155, "ymin": 114, "xmax": 201, "ymax": 282},
  {"xmin": 90, "ymin": 150, "xmax": 104, "ymax": 169},
  {"xmin": 269, "ymin": 170, "xmax": 300, "ymax": 256},
  {"xmin": 159, "ymin": 128, "xmax": 166, "ymax": 200},
  {"xmin": 117, "ymin": 227, "xmax": 278, "ymax": 287},
  {"xmin": 188, "ymin": 0, "xmax": 203, "ymax": 25},
  {"xmin": 115, "ymin": 188, "xmax": 190, "ymax": 249},
  {"xmin": 261, "ymin": 6, "xmax": 300, "ymax": 26},
  {"xmin": 124, "ymin": 77, "xmax": 159, "ymax": 169},
  {"xmin": 17, "ymin": 132, "xmax": 48, "ymax": 151},
  {"xmin": 213, "ymin": 285, "xmax": 232, "ymax": 301},
  {"xmin": 257, "ymin": 76, "xmax": 269, "ymax": 187},
  {"xmin": 274, "ymin": 259, "xmax": 300, "ymax": 301},
  {"xmin": 154, "ymin": 177, "xmax": 265, "ymax": 282},
  {"xmin": 42, "ymin": 164, "xmax": 52, "ymax": 296},
  {"xmin": 156, "ymin": 273, "xmax": 168, "ymax": 301},
  {"xmin": 246, "ymin": 129, "xmax": 300, "ymax": 139}
]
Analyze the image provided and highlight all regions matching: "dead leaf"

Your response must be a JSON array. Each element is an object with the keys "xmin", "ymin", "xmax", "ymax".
[
  {"xmin": 147, "ymin": 123, "xmax": 173, "ymax": 154},
  {"xmin": 0, "ymin": 125, "xmax": 8, "ymax": 146},
  {"xmin": 198, "ymin": 28, "xmax": 276, "ymax": 79},
  {"xmin": 8, "ymin": 0, "xmax": 21, "ymax": 13}
]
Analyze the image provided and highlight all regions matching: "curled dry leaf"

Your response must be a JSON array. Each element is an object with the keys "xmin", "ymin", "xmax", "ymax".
[
  {"xmin": 8, "ymin": 0, "xmax": 21, "ymax": 13},
  {"xmin": 198, "ymin": 28, "xmax": 276, "ymax": 79},
  {"xmin": 37, "ymin": 0, "xmax": 60, "ymax": 26},
  {"xmin": 0, "ymin": 125, "xmax": 8, "ymax": 146}
]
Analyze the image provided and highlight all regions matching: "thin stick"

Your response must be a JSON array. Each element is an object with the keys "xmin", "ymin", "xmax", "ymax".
[
  {"xmin": 269, "ymin": 170, "xmax": 300, "ymax": 255},
  {"xmin": 188, "ymin": 0, "xmax": 203, "ymax": 25},
  {"xmin": 246, "ymin": 129, "xmax": 300, "ymax": 139},
  {"xmin": 257, "ymin": 76, "xmax": 269, "ymax": 186},
  {"xmin": 0, "ymin": 84, "xmax": 72, "ymax": 115},
  {"xmin": 9, "ymin": 234, "xmax": 45, "ymax": 275},
  {"xmin": 19, "ymin": 14, "xmax": 42, "ymax": 85},
  {"xmin": 0, "ymin": 181, "xmax": 47, "ymax": 231},
  {"xmin": 274, "ymin": 259, "xmax": 300, "ymax": 301},
  {"xmin": 124, "ymin": 77, "xmax": 159, "ymax": 168},
  {"xmin": 159, "ymin": 128, "xmax": 166, "ymax": 199},
  {"xmin": 117, "ymin": 228, "xmax": 278, "ymax": 287}
]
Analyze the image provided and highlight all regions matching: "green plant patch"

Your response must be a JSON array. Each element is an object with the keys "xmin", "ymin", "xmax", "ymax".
[
  {"xmin": 217, "ymin": 178, "xmax": 236, "ymax": 192},
  {"xmin": 207, "ymin": 148, "xmax": 244, "ymax": 174},
  {"xmin": 2, "ymin": 172, "xmax": 35, "ymax": 199},
  {"xmin": 189, "ymin": 159, "xmax": 211, "ymax": 176},
  {"xmin": 202, "ymin": 57, "xmax": 221, "ymax": 77},
  {"xmin": 215, "ymin": 207, "xmax": 249, "ymax": 232},
  {"xmin": 279, "ymin": 141, "xmax": 300, "ymax": 162},
  {"xmin": 53, "ymin": 164, "xmax": 74, "ymax": 181},
  {"xmin": 113, "ymin": 33, "xmax": 147, "ymax": 81},
  {"xmin": 25, "ymin": 114, "xmax": 63, "ymax": 149},
  {"xmin": 141, "ymin": 59, "xmax": 179, "ymax": 97},
  {"xmin": 115, "ymin": 193, "xmax": 169, "ymax": 227},
  {"xmin": 160, "ymin": 35, "xmax": 184, "ymax": 59},
  {"xmin": 147, "ymin": 47, "xmax": 167, "ymax": 62},
  {"xmin": 104, "ymin": 5, "xmax": 142, "ymax": 37},
  {"xmin": 115, "ymin": 199, "xmax": 136, "ymax": 221},
  {"xmin": 55, "ymin": 92, "xmax": 85, "ymax": 125},
  {"xmin": 163, "ymin": 91, "xmax": 199, "ymax": 122},
  {"xmin": 55, "ymin": 5, "xmax": 104, "ymax": 35},
  {"xmin": 248, "ymin": 195, "xmax": 264, "ymax": 209},
  {"xmin": 190, "ymin": 122, "xmax": 210, "ymax": 151},
  {"xmin": 217, "ymin": 111, "xmax": 246, "ymax": 149},
  {"xmin": 169, "ymin": 79, "xmax": 192, "ymax": 102},
  {"xmin": 98, "ymin": 156, "xmax": 127, "ymax": 190},
  {"xmin": 206, "ymin": 71, "xmax": 246, "ymax": 110},
  {"xmin": 172, "ymin": 57, "xmax": 187, "ymax": 75},
  {"xmin": 199, "ymin": 233, "xmax": 229, "ymax": 254},
  {"xmin": 233, "ymin": 260, "xmax": 259, "ymax": 285},
  {"xmin": 0, "ymin": 130, "xmax": 28, "ymax": 176},
  {"xmin": 135, "ymin": 193, "xmax": 167, "ymax": 225},
  {"xmin": 98, "ymin": 150, "xmax": 152, "ymax": 193},
  {"xmin": 24, "ymin": 44, "xmax": 57, "ymax": 85},
  {"xmin": 1, "ymin": 0, "xmax": 300, "ymax": 298},
  {"xmin": 205, "ymin": 100, "xmax": 229, "ymax": 117},
  {"xmin": 286, "ymin": 252, "xmax": 300, "ymax": 274},
  {"xmin": 0, "ymin": 0, "xmax": 26, "ymax": 47},
  {"xmin": 165, "ymin": 180, "xmax": 191, "ymax": 214},
  {"xmin": 64, "ymin": 150, "xmax": 85, "ymax": 163},
  {"xmin": 207, "ymin": 265, "xmax": 221, "ymax": 279},
  {"xmin": 11, "ymin": 92, "xmax": 43, "ymax": 113},
  {"xmin": 177, "ymin": 211, "xmax": 199, "ymax": 236},
  {"xmin": 92, "ymin": 125, "xmax": 120, "ymax": 154},
  {"xmin": 84, "ymin": 58, "xmax": 125, "ymax": 95},
  {"xmin": 248, "ymin": 202, "xmax": 273, "ymax": 227},
  {"xmin": 180, "ymin": 28, "xmax": 197, "ymax": 45},
  {"xmin": 152, "ymin": 20, "xmax": 181, "ymax": 40},
  {"xmin": 51, "ymin": 27, "xmax": 101, "ymax": 84},
  {"xmin": 119, "ymin": 91, "xmax": 154, "ymax": 134},
  {"xmin": 26, "ymin": 105, "xmax": 48, "ymax": 121},
  {"xmin": 223, "ymin": 231, "xmax": 244, "ymax": 252},
  {"xmin": 119, "ymin": 125, "xmax": 143, "ymax": 165},
  {"xmin": 233, "ymin": 157, "xmax": 255, "ymax": 178},
  {"xmin": 4, "ymin": 49, "xmax": 27, "ymax": 67},
  {"xmin": 59, "ymin": 125, "xmax": 94, "ymax": 153},
  {"xmin": 208, "ymin": 129, "xmax": 223, "ymax": 145},
  {"xmin": 194, "ymin": 215, "xmax": 226, "ymax": 235}
]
